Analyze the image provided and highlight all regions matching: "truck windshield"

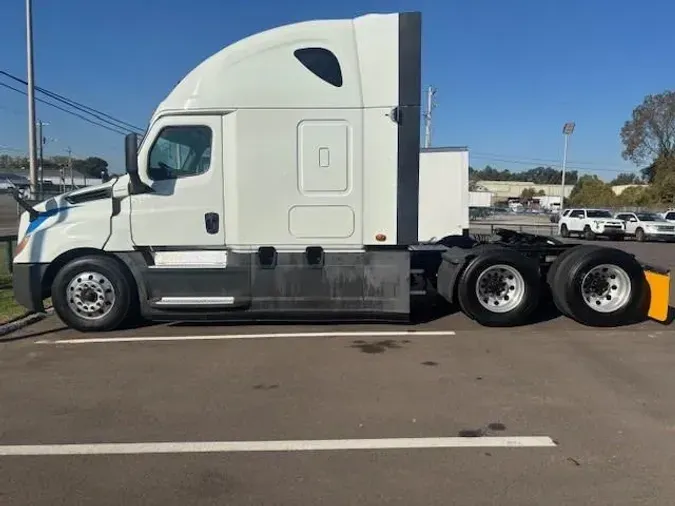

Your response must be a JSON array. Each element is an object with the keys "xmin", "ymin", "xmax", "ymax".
[{"xmin": 587, "ymin": 210, "xmax": 612, "ymax": 218}]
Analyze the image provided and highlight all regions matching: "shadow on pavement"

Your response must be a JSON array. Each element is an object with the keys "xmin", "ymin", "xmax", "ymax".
[
  {"xmin": 166, "ymin": 297, "xmax": 565, "ymax": 329},
  {"xmin": 0, "ymin": 325, "xmax": 69, "ymax": 343}
]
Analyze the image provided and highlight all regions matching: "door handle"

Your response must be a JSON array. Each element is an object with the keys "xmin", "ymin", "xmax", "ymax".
[{"xmin": 204, "ymin": 212, "xmax": 219, "ymax": 234}]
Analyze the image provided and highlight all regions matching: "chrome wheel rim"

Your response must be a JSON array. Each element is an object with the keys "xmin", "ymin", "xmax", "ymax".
[
  {"xmin": 66, "ymin": 271, "xmax": 116, "ymax": 320},
  {"xmin": 581, "ymin": 264, "xmax": 631, "ymax": 313},
  {"xmin": 475, "ymin": 264, "xmax": 526, "ymax": 313}
]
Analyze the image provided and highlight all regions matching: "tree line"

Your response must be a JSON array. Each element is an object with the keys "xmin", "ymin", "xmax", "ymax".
[
  {"xmin": 469, "ymin": 165, "xmax": 579, "ymax": 185},
  {"xmin": 471, "ymin": 89, "xmax": 675, "ymax": 208},
  {"xmin": 0, "ymin": 154, "xmax": 110, "ymax": 179}
]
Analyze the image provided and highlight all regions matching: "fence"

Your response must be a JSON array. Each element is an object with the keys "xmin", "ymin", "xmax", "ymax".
[
  {"xmin": 0, "ymin": 235, "xmax": 16, "ymax": 274},
  {"xmin": 470, "ymin": 222, "xmax": 559, "ymax": 237}
]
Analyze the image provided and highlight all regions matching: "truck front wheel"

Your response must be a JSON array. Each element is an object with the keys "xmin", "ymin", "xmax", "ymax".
[
  {"xmin": 51, "ymin": 255, "xmax": 134, "ymax": 332},
  {"xmin": 456, "ymin": 248, "xmax": 541, "ymax": 327}
]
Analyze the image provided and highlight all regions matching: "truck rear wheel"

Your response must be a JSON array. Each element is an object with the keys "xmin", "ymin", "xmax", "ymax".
[
  {"xmin": 456, "ymin": 248, "xmax": 541, "ymax": 327},
  {"xmin": 549, "ymin": 246, "xmax": 648, "ymax": 326},
  {"xmin": 545, "ymin": 246, "xmax": 581, "ymax": 318},
  {"xmin": 51, "ymin": 255, "xmax": 134, "ymax": 332}
]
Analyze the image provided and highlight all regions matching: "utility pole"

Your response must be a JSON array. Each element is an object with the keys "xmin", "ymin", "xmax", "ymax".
[
  {"xmin": 67, "ymin": 146, "xmax": 73, "ymax": 190},
  {"xmin": 423, "ymin": 85, "xmax": 437, "ymax": 149},
  {"xmin": 25, "ymin": 0, "xmax": 38, "ymax": 199},
  {"xmin": 37, "ymin": 119, "xmax": 43, "ymax": 199}
]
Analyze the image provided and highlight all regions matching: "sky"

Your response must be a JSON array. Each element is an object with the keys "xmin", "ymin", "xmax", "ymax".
[{"xmin": 1, "ymin": 0, "xmax": 674, "ymax": 180}]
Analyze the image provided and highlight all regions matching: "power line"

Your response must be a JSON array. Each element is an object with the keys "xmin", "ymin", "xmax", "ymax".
[
  {"xmin": 0, "ymin": 81, "xmax": 128, "ymax": 136},
  {"xmin": 470, "ymin": 154, "xmax": 638, "ymax": 174},
  {"xmin": 0, "ymin": 145, "xmax": 27, "ymax": 153},
  {"xmin": 471, "ymin": 151, "xmax": 625, "ymax": 168},
  {"xmin": 0, "ymin": 70, "xmax": 144, "ymax": 133}
]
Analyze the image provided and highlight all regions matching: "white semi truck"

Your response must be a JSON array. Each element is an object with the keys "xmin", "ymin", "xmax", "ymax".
[{"xmin": 11, "ymin": 11, "xmax": 670, "ymax": 331}]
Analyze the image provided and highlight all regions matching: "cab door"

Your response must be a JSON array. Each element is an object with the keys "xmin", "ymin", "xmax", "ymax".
[{"xmin": 130, "ymin": 115, "xmax": 224, "ymax": 247}]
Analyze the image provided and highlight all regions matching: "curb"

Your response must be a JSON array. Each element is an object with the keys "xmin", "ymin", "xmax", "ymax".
[{"xmin": 0, "ymin": 307, "xmax": 54, "ymax": 338}]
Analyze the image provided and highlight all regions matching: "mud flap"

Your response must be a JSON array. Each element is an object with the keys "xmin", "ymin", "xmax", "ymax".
[{"xmin": 643, "ymin": 265, "xmax": 670, "ymax": 322}]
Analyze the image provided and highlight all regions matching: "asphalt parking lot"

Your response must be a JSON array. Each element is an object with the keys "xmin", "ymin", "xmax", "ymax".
[{"xmin": 1, "ymin": 239, "xmax": 674, "ymax": 505}]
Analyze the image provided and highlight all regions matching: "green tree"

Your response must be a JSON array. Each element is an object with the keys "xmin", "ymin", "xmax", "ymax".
[
  {"xmin": 72, "ymin": 157, "xmax": 109, "ymax": 178},
  {"xmin": 471, "ymin": 165, "xmax": 578, "ymax": 185},
  {"xmin": 617, "ymin": 186, "xmax": 653, "ymax": 207},
  {"xmin": 620, "ymin": 90, "xmax": 675, "ymax": 182},
  {"xmin": 649, "ymin": 156, "xmax": 675, "ymax": 204},
  {"xmin": 569, "ymin": 175, "xmax": 617, "ymax": 207},
  {"xmin": 520, "ymin": 187, "xmax": 536, "ymax": 203},
  {"xmin": 609, "ymin": 172, "xmax": 642, "ymax": 186}
]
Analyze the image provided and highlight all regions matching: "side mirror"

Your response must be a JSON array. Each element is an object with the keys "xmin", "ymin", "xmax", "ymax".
[{"xmin": 125, "ymin": 133, "xmax": 152, "ymax": 195}]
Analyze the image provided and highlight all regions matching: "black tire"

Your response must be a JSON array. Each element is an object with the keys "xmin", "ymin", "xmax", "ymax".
[
  {"xmin": 549, "ymin": 246, "xmax": 648, "ymax": 327},
  {"xmin": 635, "ymin": 228, "xmax": 645, "ymax": 242},
  {"xmin": 456, "ymin": 247, "xmax": 541, "ymax": 327},
  {"xmin": 583, "ymin": 226, "xmax": 596, "ymax": 241},
  {"xmin": 560, "ymin": 224, "xmax": 569, "ymax": 238},
  {"xmin": 51, "ymin": 255, "xmax": 134, "ymax": 332},
  {"xmin": 545, "ymin": 246, "xmax": 583, "ymax": 318}
]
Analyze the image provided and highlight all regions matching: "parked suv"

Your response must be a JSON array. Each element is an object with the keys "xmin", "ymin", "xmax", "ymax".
[
  {"xmin": 615, "ymin": 211, "xmax": 675, "ymax": 242},
  {"xmin": 558, "ymin": 208, "xmax": 626, "ymax": 240},
  {"xmin": 661, "ymin": 210, "xmax": 675, "ymax": 223}
]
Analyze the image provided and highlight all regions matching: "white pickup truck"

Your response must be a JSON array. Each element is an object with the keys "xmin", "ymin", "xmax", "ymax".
[
  {"xmin": 558, "ymin": 208, "xmax": 626, "ymax": 240},
  {"xmin": 614, "ymin": 211, "xmax": 675, "ymax": 242}
]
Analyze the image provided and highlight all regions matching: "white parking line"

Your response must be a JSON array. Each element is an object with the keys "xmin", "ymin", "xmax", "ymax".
[
  {"xmin": 0, "ymin": 436, "xmax": 556, "ymax": 456},
  {"xmin": 37, "ymin": 330, "xmax": 456, "ymax": 345}
]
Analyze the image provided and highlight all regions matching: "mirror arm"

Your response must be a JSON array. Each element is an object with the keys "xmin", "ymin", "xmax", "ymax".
[{"xmin": 125, "ymin": 133, "xmax": 153, "ymax": 195}]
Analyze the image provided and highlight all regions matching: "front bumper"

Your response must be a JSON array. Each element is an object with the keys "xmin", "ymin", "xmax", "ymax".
[
  {"xmin": 643, "ymin": 229, "xmax": 675, "ymax": 240},
  {"xmin": 597, "ymin": 227, "xmax": 625, "ymax": 236},
  {"xmin": 13, "ymin": 263, "xmax": 49, "ymax": 313}
]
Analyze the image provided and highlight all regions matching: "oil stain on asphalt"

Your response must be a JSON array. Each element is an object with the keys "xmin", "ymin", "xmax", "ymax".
[
  {"xmin": 253, "ymin": 384, "xmax": 279, "ymax": 390},
  {"xmin": 350, "ymin": 339, "xmax": 407, "ymax": 354},
  {"xmin": 458, "ymin": 422, "xmax": 507, "ymax": 438}
]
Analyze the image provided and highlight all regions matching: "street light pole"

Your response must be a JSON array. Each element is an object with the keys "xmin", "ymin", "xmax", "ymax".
[
  {"xmin": 560, "ymin": 122, "xmax": 575, "ymax": 213},
  {"xmin": 25, "ymin": 0, "xmax": 38, "ymax": 199}
]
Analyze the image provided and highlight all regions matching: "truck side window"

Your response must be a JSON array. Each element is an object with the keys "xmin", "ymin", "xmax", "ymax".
[
  {"xmin": 294, "ymin": 47, "xmax": 343, "ymax": 88},
  {"xmin": 148, "ymin": 125, "xmax": 212, "ymax": 181}
]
